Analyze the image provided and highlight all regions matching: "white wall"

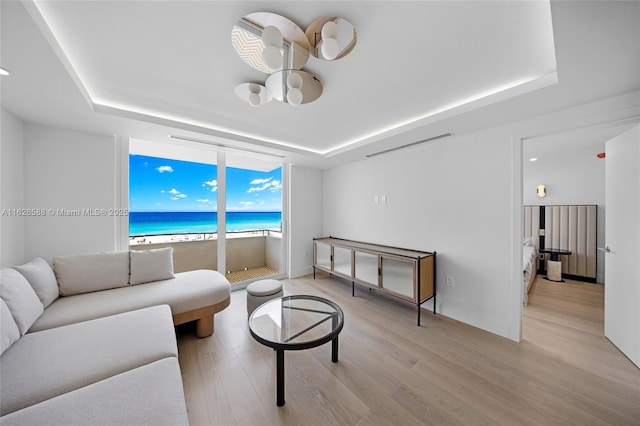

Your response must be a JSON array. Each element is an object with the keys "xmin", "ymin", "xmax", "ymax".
[
  {"xmin": 523, "ymin": 152, "xmax": 605, "ymax": 206},
  {"xmin": 0, "ymin": 108, "xmax": 25, "ymax": 266},
  {"xmin": 322, "ymin": 91, "xmax": 640, "ymax": 341},
  {"xmin": 288, "ymin": 165, "xmax": 323, "ymax": 278},
  {"xmin": 323, "ymin": 127, "xmax": 517, "ymax": 338},
  {"xmin": 266, "ymin": 234, "xmax": 282, "ymax": 272},
  {"xmin": 523, "ymin": 138, "xmax": 606, "ymax": 282},
  {"xmin": 23, "ymin": 124, "xmax": 119, "ymax": 263}
]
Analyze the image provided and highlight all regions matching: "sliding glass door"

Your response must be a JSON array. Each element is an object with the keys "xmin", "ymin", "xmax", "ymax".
[
  {"xmin": 128, "ymin": 138, "xmax": 285, "ymax": 285},
  {"xmin": 224, "ymin": 154, "xmax": 284, "ymax": 285}
]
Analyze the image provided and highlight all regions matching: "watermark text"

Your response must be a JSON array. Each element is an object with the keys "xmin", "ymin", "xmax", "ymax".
[{"xmin": 1, "ymin": 208, "xmax": 129, "ymax": 217}]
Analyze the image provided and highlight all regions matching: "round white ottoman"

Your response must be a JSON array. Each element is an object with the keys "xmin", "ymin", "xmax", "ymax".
[{"xmin": 247, "ymin": 279, "xmax": 283, "ymax": 318}]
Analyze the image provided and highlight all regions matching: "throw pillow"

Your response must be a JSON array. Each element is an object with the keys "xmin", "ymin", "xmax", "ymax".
[
  {"xmin": 14, "ymin": 257, "xmax": 59, "ymax": 308},
  {"xmin": 0, "ymin": 298, "xmax": 21, "ymax": 355},
  {"xmin": 129, "ymin": 247, "xmax": 175, "ymax": 285},
  {"xmin": 0, "ymin": 268, "xmax": 44, "ymax": 335},
  {"xmin": 54, "ymin": 251, "xmax": 130, "ymax": 296}
]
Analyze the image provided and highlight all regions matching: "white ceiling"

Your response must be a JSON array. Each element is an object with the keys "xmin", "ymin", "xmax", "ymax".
[
  {"xmin": 524, "ymin": 123, "xmax": 636, "ymax": 166},
  {"xmin": 1, "ymin": 1, "xmax": 639, "ymax": 168}
]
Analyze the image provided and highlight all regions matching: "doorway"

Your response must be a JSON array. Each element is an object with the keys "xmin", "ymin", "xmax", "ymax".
[
  {"xmin": 519, "ymin": 121, "xmax": 638, "ymax": 367},
  {"xmin": 224, "ymin": 153, "xmax": 286, "ymax": 286}
]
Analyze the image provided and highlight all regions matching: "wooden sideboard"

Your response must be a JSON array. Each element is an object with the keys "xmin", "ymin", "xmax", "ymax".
[{"xmin": 313, "ymin": 237, "xmax": 436, "ymax": 325}]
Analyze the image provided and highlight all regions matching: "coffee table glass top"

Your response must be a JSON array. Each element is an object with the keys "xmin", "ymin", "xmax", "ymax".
[{"xmin": 249, "ymin": 295, "xmax": 344, "ymax": 350}]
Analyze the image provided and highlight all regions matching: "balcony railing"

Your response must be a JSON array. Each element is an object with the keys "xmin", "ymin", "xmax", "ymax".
[{"xmin": 129, "ymin": 230, "xmax": 282, "ymax": 284}]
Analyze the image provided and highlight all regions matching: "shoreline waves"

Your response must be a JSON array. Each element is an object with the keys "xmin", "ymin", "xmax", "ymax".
[{"xmin": 129, "ymin": 211, "xmax": 282, "ymax": 237}]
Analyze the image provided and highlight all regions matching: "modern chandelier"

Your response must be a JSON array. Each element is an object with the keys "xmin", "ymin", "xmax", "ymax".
[{"xmin": 232, "ymin": 12, "xmax": 357, "ymax": 107}]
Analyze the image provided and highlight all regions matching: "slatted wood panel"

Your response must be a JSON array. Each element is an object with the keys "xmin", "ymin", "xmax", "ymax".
[
  {"xmin": 523, "ymin": 206, "xmax": 540, "ymax": 249},
  {"xmin": 525, "ymin": 205, "xmax": 597, "ymax": 280}
]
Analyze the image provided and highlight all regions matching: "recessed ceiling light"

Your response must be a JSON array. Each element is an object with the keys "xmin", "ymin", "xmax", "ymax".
[
  {"xmin": 0, "ymin": 67, "xmax": 10, "ymax": 76},
  {"xmin": 529, "ymin": 157, "xmax": 538, "ymax": 162}
]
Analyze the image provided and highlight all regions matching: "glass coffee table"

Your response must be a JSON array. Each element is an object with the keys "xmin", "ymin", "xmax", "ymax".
[{"xmin": 248, "ymin": 295, "xmax": 344, "ymax": 406}]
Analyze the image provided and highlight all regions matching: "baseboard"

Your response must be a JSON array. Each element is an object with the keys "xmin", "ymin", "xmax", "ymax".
[
  {"xmin": 289, "ymin": 266, "xmax": 313, "ymax": 278},
  {"xmin": 536, "ymin": 269, "xmax": 597, "ymax": 283}
]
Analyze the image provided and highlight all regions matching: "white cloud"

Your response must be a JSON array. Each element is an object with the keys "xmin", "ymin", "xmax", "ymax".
[
  {"xmin": 250, "ymin": 178, "xmax": 271, "ymax": 185},
  {"xmin": 269, "ymin": 180, "xmax": 282, "ymax": 192},
  {"xmin": 247, "ymin": 178, "xmax": 282, "ymax": 193},
  {"xmin": 160, "ymin": 190, "xmax": 165, "ymax": 193},
  {"xmin": 156, "ymin": 165, "xmax": 174, "ymax": 173},
  {"xmin": 203, "ymin": 179, "xmax": 218, "ymax": 192},
  {"xmin": 167, "ymin": 189, "xmax": 186, "ymax": 200},
  {"xmin": 196, "ymin": 199, "xmax": 210, "ymax": 203},
  {"xmin": 239, "ymin": 201, "xmax": 255, "ymax": 207}
]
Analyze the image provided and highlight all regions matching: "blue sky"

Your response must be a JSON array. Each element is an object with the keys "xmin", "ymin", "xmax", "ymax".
[{"xmin": 129, "ymin": 155, "xmax": 282, "ymax": 212}]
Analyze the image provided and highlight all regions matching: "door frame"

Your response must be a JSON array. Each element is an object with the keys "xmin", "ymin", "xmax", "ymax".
[{"xmin": 511, "ymin": 115, "xmax": 640, "ymax": 342}]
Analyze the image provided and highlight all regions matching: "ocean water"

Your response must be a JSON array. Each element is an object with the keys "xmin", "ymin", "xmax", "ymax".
[{"xmin": 129, "ymin": 211, "xmax": 282, "ymax": 236}]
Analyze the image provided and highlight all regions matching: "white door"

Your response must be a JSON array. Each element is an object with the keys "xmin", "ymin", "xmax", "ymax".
[{"xmin": 604, "ymin": 124, "xmax": 640, "ymax": 368}]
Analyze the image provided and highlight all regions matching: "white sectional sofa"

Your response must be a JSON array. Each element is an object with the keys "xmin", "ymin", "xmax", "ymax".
[
  {"xmin": 0, "ymin": 248, "xmax": 232, "ymax": 425},
  {"xmin": 1, "ymin": 305, "xmax": 187, "ymax": 425},
  {"xmin": 33, "ymin": 247, "xmax": 232, "ymax": 337}
]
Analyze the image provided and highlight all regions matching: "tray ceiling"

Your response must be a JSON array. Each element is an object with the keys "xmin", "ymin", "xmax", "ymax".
[{"xmin": 23, "ymin": 1, "xmax": 558, "ymax": 157}]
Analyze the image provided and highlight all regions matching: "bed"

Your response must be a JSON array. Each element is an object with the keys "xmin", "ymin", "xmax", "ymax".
[{"xmin": 522, "ymin": 238, "xmax": 538, "ymax": 305}]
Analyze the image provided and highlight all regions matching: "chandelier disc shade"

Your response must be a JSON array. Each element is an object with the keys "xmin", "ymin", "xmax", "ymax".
[
  {"xmin": 306, "ymin": 17, "xmax": 357, "ymax": 61},
  {"xmin": 232, "ymin": 12, "xmax": 310, "ymax": 74},
  {"xmin": 232, "ymin": 12, "xmax": 355, "ymax": 107},
  {"xmin": 262, "ymin": 26, "xmax": 283, "ymax": 47},
  {"xmin": 234, "ymin": 83, "xmax": 273, "ymax": 107},
  {"xmin": 266, "ymin": 70, "xmax": 322, "ymax": 105}
]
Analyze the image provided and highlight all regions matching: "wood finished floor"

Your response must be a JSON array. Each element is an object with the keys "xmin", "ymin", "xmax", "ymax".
[{"xmin": 177, "ymin": 275, "xmax": 640, "ymax": 426}]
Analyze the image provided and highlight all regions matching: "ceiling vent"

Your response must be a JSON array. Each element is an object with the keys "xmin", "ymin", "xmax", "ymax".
[{"xmin": 365, "ymin": 133, "xmax": 453, "ymax": 158}]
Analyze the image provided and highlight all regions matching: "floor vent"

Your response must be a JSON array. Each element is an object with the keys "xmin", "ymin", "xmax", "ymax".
[{"xmin": 365, "ymin": 133, "xmax": 453, "ymax": 158}]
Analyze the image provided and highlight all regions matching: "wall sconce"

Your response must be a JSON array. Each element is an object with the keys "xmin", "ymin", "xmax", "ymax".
[{"xmin": 537, "ymin": 184, "xmax": 546, "ymax": 198}]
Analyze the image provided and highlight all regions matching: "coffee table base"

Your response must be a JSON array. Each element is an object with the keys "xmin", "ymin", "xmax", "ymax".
[
  {"xmin": 275, "ymin": 335, "xmax": 339, "ymax": 407},
  {"xmin": 276, "ymin": 349, "xmax": 285, "ymax": 406},
  {"xmin": 249, "ymin": 295, "xmax": 344, "ymax": 408}
]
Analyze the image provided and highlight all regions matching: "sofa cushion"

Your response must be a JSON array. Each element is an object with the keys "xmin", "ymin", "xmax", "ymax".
[
  {"xmin": 130, "ymin": 247, "xmax": 175, "ymax": 285},
  {"xmin": 14, "ymin": 258, "xmax": 59, "ymax": 308},
  {"xmin": 29, "ymin": 269, "xmax": 231, "ymax": 332},
  {"xmin": 0, "ymin": 268, "xmax": 43, "ymax": 335},
  {"xmin": 0, "ymin": 299, "xmax": 20, "ymax": 355},
  {"xmin": 0, "ymin": 358, "xmax": 188, "ymax": 426},
  {"xmin": 0, "ymin": 305, "xmax": 177, "ymax": 416},
  {"xmin": 54, "ymin": 251, "xmax": 129, "ymax": 296}
]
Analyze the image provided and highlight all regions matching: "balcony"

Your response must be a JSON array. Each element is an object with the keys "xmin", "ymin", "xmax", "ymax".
[{"xmin": 130, "ymin": 230, "xmax": 282, "ymax": 285}]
